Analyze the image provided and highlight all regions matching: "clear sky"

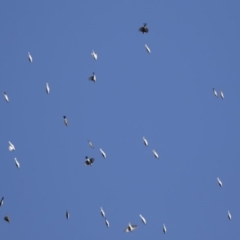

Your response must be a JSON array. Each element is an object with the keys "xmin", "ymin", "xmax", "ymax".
[{"xmin": 1, "ymin": 0, "xmax": 240, "ymax": 239}]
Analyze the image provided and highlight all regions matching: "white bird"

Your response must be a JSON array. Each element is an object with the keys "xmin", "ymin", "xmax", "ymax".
[
  {"xmin": 100, "ymin": 207, "xmax": 106, "ymax": 218},
  {"xmin": 63, "ymin": 116, "xmax": 68, "ymax": 126},
  {"xmin": 139, "ymin": 214, "xmax": 146, "ymax": 224},
  {"xmin": 217, "ymin": 177, "xmax": 223, "ymax": 187},
  {"xmin": 66, "ymin": 211, "xmax": 70, "ymax": 219},
  {"xmin": 145, "ymin": 44, "xmax": 151, "ymax": 54},
  {"xmin": 142, "ymin": 136, "xmax": 148, "ymax": 146},
  {"xmin": 0, "ymin": 197, "xmax": 4, "ymax": 206},
  {"xmin": 125, "ymin": 223, "xmax": 138, "ymax": 232},
  {"xmin": 163, "ymin": 224, "xmax": 167, "ymax": 234},
  {"xmin": 91, "ymin": 50, "xmax": 98, "ymax": 60},
  {"xmin": 28, "ymin": 52, "xmax": 33, "ymax": 63},
  {"xmin": 89, "ymin": 72, "xmax": 96, "ymax": 82},
  {"xmin": 213, "ymin": 88, "xmax": 218, "ymax": 97},
  {"xmin": 100, "ymin": 148, "xmax": 106, "ymax": 158},
  {"xmin": 3, "ymin": 92, "xmax": 9, "ymax": 103},
  {"xmin": 88, "ymin": 140, "xmax": 94, "ymax": 148},
  {"xmin": 46, "ymin": 83, "xmax": 50, "ymax": 94},
  {"xmin": 220, "ymin": 90, "xmax": 224, "ymax": 99},
  {"xmin": 14, "ymin": 158, "xmax": 20, "ymax": 169},
  {"xmin": 152, "ymin": 149, "xmax": 159, "ymax": 159},
  {"xmin": 228, "ymin": 211, "xmax": 232, "ymax": 220},
  {"xmin": 8, "ymin": 141, "xmax": 15, "ymax": 151},
  {"xmin": 105, "ymin": 219, "xmax": 110, "ymax": 227}
]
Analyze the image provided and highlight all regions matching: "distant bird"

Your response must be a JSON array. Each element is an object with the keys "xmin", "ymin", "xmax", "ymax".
[
  {"xmin": 66, "ymin": 211, "xmax": 70, "ymax": 219},
  {"xmin": 139, "ymin": 23, "xmax": 149, "ymax": 34},
  {"xmin": 0, "ymin": 197, "xmax": 4, "ymax": 206},
  {"xmin": 228, "ymin": 211, "xmax": 232, "ymax": 220},
  {"xmin": 4, "ymin": 215, "xmax": 10, "ymax": 223},
  {"xmin": 89, "ymin": 72, "xmax": 96, "ymax": 82},
  {"xmin": 213, "ymin": 88, "xmax": 218, "ymax": 97},
  {"xmin": 142, "ymin": 136, "xmax": 148, "ymax": 146},
  {"xmin": 3, "ymin": 92, "xmax": 9, "ymax": 103},
  {"xmin": 152, "ymin": 149, "xmax": 159, "ymax": 159},
  {"xmin": 145, "ymin": 44, "xmax": 151, "ymax": 54},
  {"xmin": 100, "ymin": 207, "xmax": 106, "ymax": 218},
  {"xmin": 100, "ymin": 148, "xmax": 106, "ymax": 158},
  {"xmin": 125, "ymin": 223, "xmax": 138, "ymax": 232},
  {"xmin": 14, "ymin": 158, "xmax": 20, "ymax": 169},
  {"xmin": 163, "ymin": 224, "xmax": 167, "ymax": 234},
  {"xmin": 88, "ymin": 140, "xmax": 94, "ymax": 149},
  {"xmin": 8, "ymin": 141, "xmax": 15, "ymax": 151},
  {"xmin": 28, "ymin": 52, "xmax": 33, "ymax": 63},
  {"xmin": 105, "ymin": 219, "xmax": 110, "ymax": 227},
  {"xmin": 217, "ymin": 177, "xmax": 223, "ymax": 187},
  {"xmin": 220, "ymin": 90, "xmax": 224, "ymax": 99},
  {"xmin": 91, "ymin": 50, "xmax": 98, "ymax": 60},
  {"xmin": 85, "ymin": 156, "xmax": 95, "ymax": 166},
  {"xmin": 63, "ymin": 116, "xmax": 68, "ymax": 126},
  {"xmin": 46, "ymin": 83, "xmax": 50, "ymax": 94},
  {"xmin": 139, "ymin": 214, "xmax": 146, "ymax": 224}
]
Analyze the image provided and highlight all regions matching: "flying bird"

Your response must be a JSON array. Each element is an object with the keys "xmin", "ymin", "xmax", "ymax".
[
  {"xmin": 213, "ymin": 88, "xmax": 218, "ymax": 97},
  {"xmin": 228, "ymin": 211, "xmax": 232, "ymax": 220},
  {"xmin": 142, "ymin": 136, "xmax": 148, "ymax": 146},
  {"xmin": 85, "ymin": 156, "xmax": 95, "ymax": 166},
  {"xmin": 152, "ymin": 149, "xmax": 159, "ymax": 159},
  {"xmin": 139, "ymin": 23, "xmax": 149, "ymax": 34},
  {"xmin": 163, "ymin": 224, "xmax": 167, "ymax": 234},
  {"xmin": 63, "ymin": 116, "xmax": 68, "ymax": 126},
  {"xmin": 88, "ymin": 140, "xmax": 94, "ymax": 149},
  {"xmin": 28, "ymin": 52, "xmax": 33, "ymax": 63},
  {"xmin": 145, "ymin": 44, "xmax": 151, "ymax": 54},
  {"xmin": 105, "ymin": 219, "xmax": 110, "ymax": 227},
  {"xmin": 4, "ymin": 215, "xmax": 10, "ymax": 223},
  {"xmin": 14, "ymin": 158, "xmax": 20, "ymax": 169},
  {"xmin": 100, "ymin": 148, "xmax": 106, "ymax": 158},
  {"xmin": 220, "ymin": 90, "xmax": 224, "ymax": 99},
  {"xmin": 8, "ymin": 141, "xmax": 15, "ymax": 151},
  {"xmin": 139, "ymin": 214, "xmax": 147, "ymax": 224},
  {"xmin": 3, "ymin": 92, "xmax": 9, "ymax": 103},
  {"xmin": 46, "ymin": 83, "xmax": 50, "ymax": 94},
  {"xmin": 91, "ymin": 50, "xmax": 98, "ymax": 60},
  {"xmin": 100, "ymin": 207, "xmax": 106, "ymax": 218},
  {"xmin": 89, "ymin": 72, "xmax": 96, "ymax": 82},
  {"xmin": 0, "ymin": 197, "xmax": 4, "ymax": 206},
  {"xmin": 217, "ymin": 177, "xmax": 223, "ymax": 187},
  {"xmin": 125, "ymin": 223, "xmax": 138, "ymax": 232},
  {"xmin": 66, "ymin": 211, "xmax": 70, "ymax": 219}
]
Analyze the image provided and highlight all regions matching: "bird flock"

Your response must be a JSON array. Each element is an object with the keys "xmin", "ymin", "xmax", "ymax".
[{"xmin": 1, "ymin": 23, "xmax": 231, "ymax": 235}]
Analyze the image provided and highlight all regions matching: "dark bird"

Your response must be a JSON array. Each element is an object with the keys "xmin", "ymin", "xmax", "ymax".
[
  {"xmin": 89, "ymin": 72, "xmax": 96, "ymax": 82},
  {"xmin": 139, "ymin": 23, "xmax": 149, "ymax": 34},
  {"xmin": 63, "ymin": 116, "xmax": 68, "ymax": 126},
  {"xmin": 66, "ymin": 211, "xmax": 70, "ymax": 219},
  {"xmin": 85, "ymin": 156, "xmax": 95, "ymax": 166},
  {"xmin": 0, "ymin": 197, "xmax": 4, "ymax": 206},
  {"xmin": 4, "ymin": 215, "xmax": 10, "ymax": 223}
]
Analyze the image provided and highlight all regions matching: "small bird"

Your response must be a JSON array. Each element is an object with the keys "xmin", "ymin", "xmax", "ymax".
[
  {"xmin": 63, "ymin": 116, "xmax": 68, "ymax": 126},
  {"xmin": 213, "ymin": 88, "xmax": 218, "ymax": 97},
  {"xmin": 105, "ymin": 219, "xmax": 110, "ymax": 227},
  {"xmin": 100, "ymin": 148, "xmax": 106, "ymax": 158},
  {"xmin": 163, "ymin": 224, "xmax": 167, "ymax": 234},
  {"xmin": 152, "ymin": 149, "xmax": 159, "ymax": 159},
  {"xmin": 145, "ymin": 44, "xmax": 151, "ymax": 54},
  {"xmin": 125, "ymin": 223, "xmax": 138, "ymax": 232},
  {"xmin": 8, "ymin": 141, "xmax": 15, "ymax": 151},
  {"xmin": 14, "ymin": 158, "xmax": 20, "ymax": 169},
  {"xmin": 66, "ymin": 211, "xmax": 70, "ymax": 219},
  {"xmin": 88, "ymin": 140, "xmax": 94, "ymax": 149},
  {"xmin": 217, "ymin": 177, "xmax": 223, "ymax": 187},
  {"xmin": 0, "ymin": 197, "xmax": 4, "ymax": 206},
  {"xmin": 3, "ymin": 92, "xmax": 9, "ymax": 103},
  {"xmin": 139, "ymin": 23, "xmax": 149, "ymax": 34},
  {"xmin": 4, "ymin": 215, "xmax": 10, "ymax": 223},
  {"xmin": 28, "ymin": 52, "xmax": 33, "ymax": 63},
  {"xmin": 228, "ymin": 211, "xmax": 232, "ymax": 220},
  {"xmin": 142, "ymin": 136, "xmax": 148, "ymax": 146},
  {"xmin": 46, "ymin": 83, "xmax": 50, "ymax": 94},
  {"xmin": 220, "ymin": 90, "xmax": 224, "ymax": 99},
  {"xmin": 139, "ymin": 214, "xmax": 147, "ymax": 224},
  {"xmin": 100, "ymin": 207, "xmax": 106, "ymax": 218},
  {"xmin": 89, "ymin": 72, "xmax": 96, "ymax": 82},
  {"xmin": 85, "ymin": 156, "xmax": 95, "ymax": 166},
  {"xmin": 91, "ymin": 50, "xmax": 98, "ymax": 60}
]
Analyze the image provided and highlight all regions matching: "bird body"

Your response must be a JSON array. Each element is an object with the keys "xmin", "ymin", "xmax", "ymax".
[
  {"xmin": 63, "ymin": 116, "xmax": 68, "ymax": 126},
  {"xmin": 213, "ymin": 88, "xmax": 218, "ymax": 97},
  {"xmin": 125, "ymin": 223, "xmax": 138, "ymax": 232},
  {"xmin": 66, "ymin": 211, "xmax": 69, "ymax": 219},
  {"xmin": 14, "ymin": 158, "xmax": 20, "ymax": 168},
  {"xmin": 28, "ymin": 52, "xmax": 33, "ymax": 63},
  {"xmin": 163, "ymin": 224, "xmax": 167, "ymax": 234},
  {"xmin": 145, "ymin": 44, "xmax": 151, "ymax": 53},
  {"xmin": 85, "ymin": 156, "xmax": 95, "ymax": 166},
  {"xmin": 139, "ymin": 214, "xmax": 146, "ymax": 224},
  {"xmin": 220, "ymin": 90, "xmax": 224, "ymax": 99},
  {"xmin": 105, "ymin": 219, "xmax": 110, "ymax": 227},
  {"xmin": 100, "ymin": 207, "xmax": 106, "ymax": 218},
  {"xmin": 152, "ymin": 149, "xmax": 159, "ymax": 159},
  {"xmin": 3, "ymin": 92, "xmax": 9, "ymax": 102},
  {"xmin": 91, "ymin": 50, "xmax": 98, "ymax": 60},
  {"xmin": 143, "ymin": 137, "xmax": 148, "ymax": 146},
  {"xmin": 100, "ymin": 148, "xmax": 106, "ymax": 158},
  {"xmin": 46, "ymin": 83, "xmax": 50, "ymax": 94},
  {"xmin": 89, "ymin": 72, "xmax": 96, "ymax": 82},
  {"xmin": 228, "ymin": 211, "xmax": 231, "ymax": 220},
  {"xmin": 217, "ymin": 177, "xmax": 223, "ymax": 187}
]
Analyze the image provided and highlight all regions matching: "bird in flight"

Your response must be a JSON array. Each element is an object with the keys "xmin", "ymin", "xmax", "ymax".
[
  {"xmin": 8, "ymin": 141, "xmax": 15, "ymax": 151},
  {"xmin": 125, "ymin": 222, "xmax": 138, "ymax": 232},
  {"xmin": 28, "ymin": 52, "xmax": 33, "ymax": 63},
  {"xmin": 63, "ymin": 116, "xmax": 68, "ymax": 126},
  {"xmin": 163, "ymin": 224, "xmax": 167, "ymax": 234},
  {"xmin": 46, "ymin": 83, "xmax": 50, "ymax": 94},
  {"xmin": 0, "ymin": 197, "xmax": 4, "ymax": 206},
  {"xmin": 142, "ymin": 136, "xmax": 148, "ymax": 146},
  {"xmin": 14, "ymin": 158, "xmax": 20, "ymax": 169},
  {"xmin": 88, "ymin": 140, "xmax": 94, "ymax": 148},
  {"xmin": 217, "ymin": 177, "xmax": 223, "ymax": 187},
  {"xmin": 213, "ymin": 88, "xmax": 218, "ymax": 97},
  {"xmin": 100, "ymin": 148, "xmax": 106, "ymax": 158},
  {"xmin": 89, "ymin": 72, "xmax": 96, "ymax": 82},
  {"xmin": 139, "ymin": 23, "xmax": 149, "ymax": 34},
  {"xmin": 3, "ymin": 92, "xmax": 9, "ymax": 103},
  {"xmin": 4, "ymin": 215, "xmax": 10, "ymax": 223},
  {"xmin": 152, "ymin": 149, "xmax": 159, "ymax": 159},
  {"xmin": 139, "ymin": 214, "xmax": 147, "ymax": 224},
  {"xmin": 100, "ymin": 207, "xmax": 106, "ymax": 218},
  {"xmin": 85, "ymin": 156, "xmax": 95, "ymax": 166},
  {"xmin": 91, "ymin": 50, "xmax": 98, "ymax": 60},
  {"xmin": 66, "ymin": 211, "xmax": 70, "ymax": 219},
  {"xmin": 145, "ymin": 44, "xmax": 151, "ymax": 54}
]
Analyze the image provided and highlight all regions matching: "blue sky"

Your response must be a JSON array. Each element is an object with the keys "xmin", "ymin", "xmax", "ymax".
[{"xmin": 1, "ymin": 0, "xmax": 240, "ymax": 239}]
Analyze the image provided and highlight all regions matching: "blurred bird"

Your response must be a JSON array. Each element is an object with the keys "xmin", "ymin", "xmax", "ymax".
[
  {"xmin": 139, "ymin": 214, "xmax": 146, "ymax": 224},
  {"xmin": 145, "ymin": 44, "xmax": 151, "ymax": 53},
  {"xmin": 3, "ymin": 92, "xmax": 9, "ymax": 103},
  {"xmin": 220, "ymin": 90, "xmax": 224, "ymax": 99},
  {"xmin": 163, "ymin": 224, "xmax": 167, "ymax": 234},
  {"xmin": 8, "ymin": 141, "xmax": 15, "ymax": 151},
  {"xmin": 152, "ymin": 149, "xmax": 159, "ymax": 159},
  {"xmin": 0, "ymin": 197, "xmax": 4, "ymax": 206},
  {"xmin": 139, "ymin": 23, "xmax": 149, "ymax": 34},
  {"xmin": 89, "ymin": 72, "xmax": 96, "ymax": 82},
  {"xmin": 228, "ymin": 211, "xmax": 231, "ymax": 220},
  {"xmin": 46, "ymin": 83, "xmax": 50, "ymax": 94},
  {"xmin": 63, "ymin": 116, "xmax": 68, "ymax": 126},
  {"xmin": 88, "ymin": 140, "xmax": 94, "ymax": 149},
  {"xmin": 100, "ymin": 148, "xmax": 106, "ymax": 158},
  {"xmin": 85, "ymin": 156, "xmax": 95, "ymax": 166},
  {"xmin": 4, "ymin": 215, "xmax": 10, "ymax": 223},
  {"xmin": 91, "ymin": 50, "xmax": 98, "ymax": 60},
  {"xmin": 213, "ymin": 88, "xmax": 218, "ymax": 97},
  {"xmin": 125, "ymin": 223, "xmax": 138, "ymax": 232},
  {"xmin": 100, "ymin": 207, "xmax": 106, "ymax": 218},
  {"xmin": 14, "ymin": 158, "xmax": 20, "ymax": 169},
  {"xmin": 105, "ymin": 219, "xmax": 110, "ymax": 227},
  {"xmin": 217, "ymin": 177, "xmax": 223, "ymax": 187},
  {"xmin": 66, "ymin": 211, "xmax": 69, "ymax": 219},
  {"xmin": 142, "ymin": 136, "xmax": 148, "ymax": 146},
  {"xmin": 28, "ymin": 52, "xmax": 33, "ymax": 63}
]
